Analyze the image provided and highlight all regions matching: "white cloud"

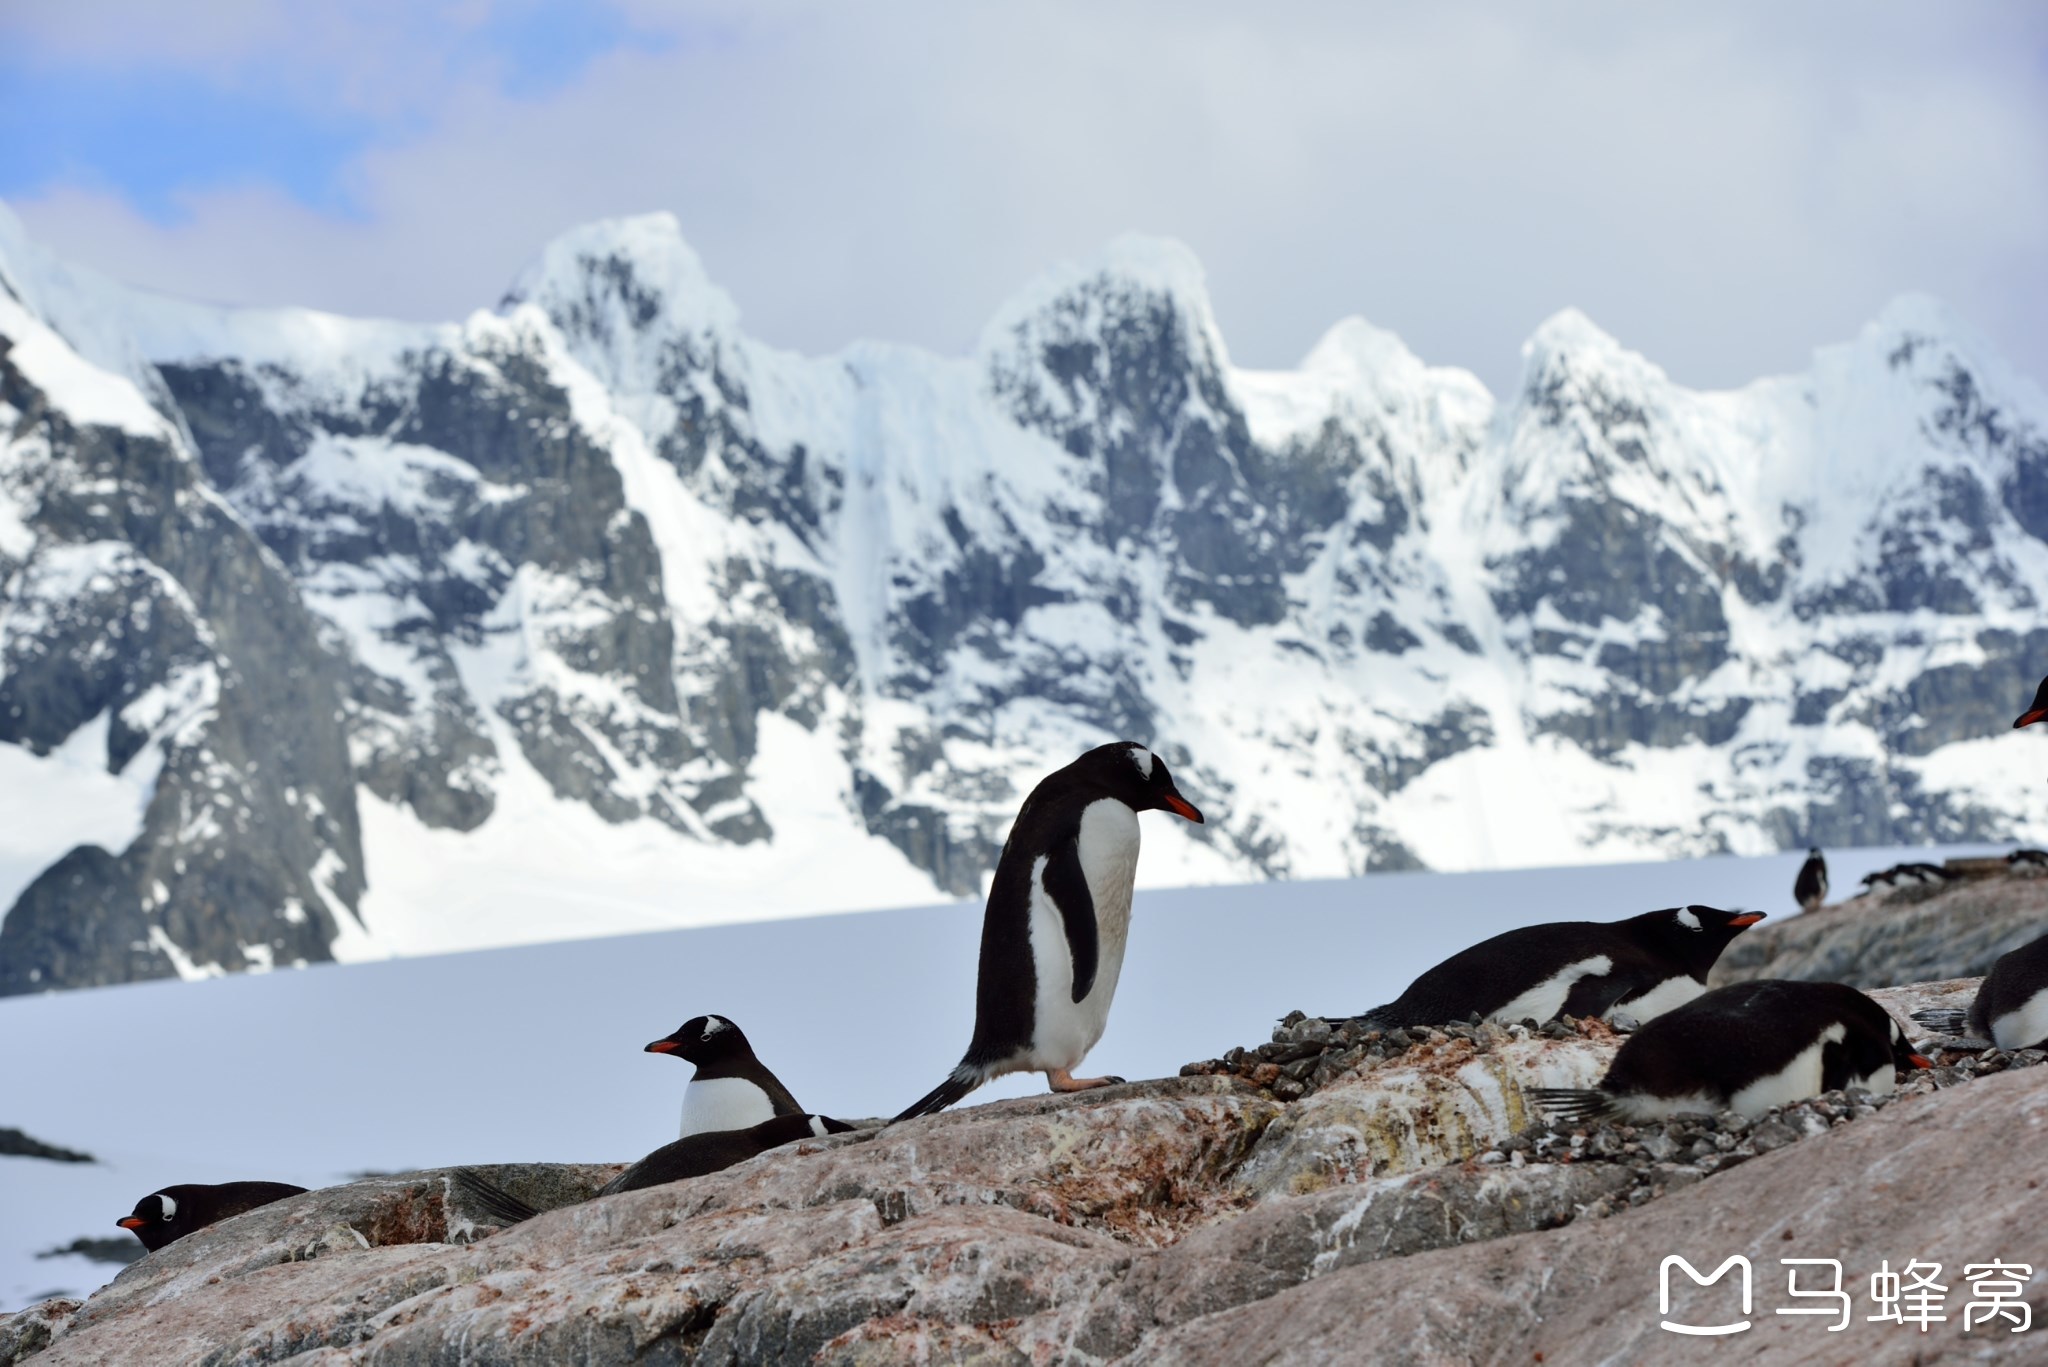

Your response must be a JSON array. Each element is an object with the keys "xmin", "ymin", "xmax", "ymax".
[{"xmin": 10, "ymin": 1, "xmax": 2047, "ymax": 395}]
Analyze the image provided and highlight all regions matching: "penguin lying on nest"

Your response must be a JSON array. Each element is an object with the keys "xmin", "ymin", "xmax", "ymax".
[
  {"xmin": 600, "ymin": 1114, "xmax": 854, "ymax": 1196},
  {"xmin": 1529, "ymin": 980, "xmax": 1931, "ymax": 1122},
  {"xmin": 1911, "ymin": 928, "xmax": 2048, "ymax": 1052},
  {"xmin": 116, "ymin": 1171, "xmax": 538, "ymax": 1253},
  {"xmin": 892, "ymin": 742, "xmax": 1204, "ymax": 1121},
  {"xmin": 1346, "ymin": 906, "xmax": 1765, "ymax": 1032},
  {"xmin": 643, "ymin": 1014, "xmax": 805, "ymax": 1139},
  {"xmin": 117, "ymin": 1182, "xmax": 309, "ymax": 1253}
]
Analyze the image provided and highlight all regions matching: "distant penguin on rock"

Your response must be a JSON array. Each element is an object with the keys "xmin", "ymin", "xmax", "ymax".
[
  {"xmin": 892, "ymin": 741, "xmax": 1204, "ymax": 1121},
  {"xmin": 599, "ymin": 1113, "xmax": 853, "ymax": 1196},
  {"xmin": 645, "ymin": 1014, "xmax": 804, "ymax": 1139},
  {"xmin": 1916, "ymin": 929, "xmax": 2048, "ymax": 1052},
  {"xmin": 117, "ymin": 1181, "xmax": 308, "ymax": 1253},
  {"xmin": 1531, "ymin": 980, "xmax": 1931, "ymax": 1122},
  {"xmin": 1794, "ymin": 848, "xmax": 1828, "ymax": 912},
  {"xmin": 2016, "ymin": 675, "xmax": 2048, "ymax": 729},
  {"xmin": 1348, "ymin": 906, "xmax": 1766, "ymax": 1032}
]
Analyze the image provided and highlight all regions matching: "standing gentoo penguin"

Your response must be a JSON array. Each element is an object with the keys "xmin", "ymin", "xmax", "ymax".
[
  {"xmin": 2016, "ymin": 675, "xmax": 2048, "ymax": 728},
  {"xmin": 645, "ymin": 1014, "xmax": 804, "ymax": 1139},
  {"xmin": 1530, "ymin": 980, "xmax": 1932, "ymax": 1122},
  {"xmin": 116, "ymin": 1181, "xmax": 308, "ymax": 1252},
  {"xmin": 1793, "ymin": 848, "xmax": 1828, "ymax": 912},
  {"xmin": 599, "ymin": 1113, "xmax": 854, "ymax": 1196},
  {"xmin": 891, "ymin": 741, "xmax": 1204, "ymax": 1121},
  {"xmin": 1348, "ymin": 906, "xmax": 1766, "ymax": 1032},
  {"xmin": 1914, "ymin": 929, "xmax": 2048, "ymax": 1051}
]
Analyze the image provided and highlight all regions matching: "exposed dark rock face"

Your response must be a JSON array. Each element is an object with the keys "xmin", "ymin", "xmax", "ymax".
[{"xmin": 4, "ymin": 222, "xmax": 2047, "ymax": 992}]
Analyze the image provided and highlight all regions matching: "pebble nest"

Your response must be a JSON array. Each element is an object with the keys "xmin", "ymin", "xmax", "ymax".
[
  {"xmin": 1178, "ymin": 1008, "xmax": 1612, "ymax": 1101},
  {"xmin": 1181, "ymin": 1010, "xmax": 2048, "ymax": 1221}
]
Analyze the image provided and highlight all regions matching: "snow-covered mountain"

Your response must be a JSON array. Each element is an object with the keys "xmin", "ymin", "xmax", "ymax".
[{"xmin": 2, "ymin": 204, "xmax": 2044, "ymax": 993}]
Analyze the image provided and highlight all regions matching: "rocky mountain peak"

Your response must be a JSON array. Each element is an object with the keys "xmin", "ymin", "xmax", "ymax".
[{"xmin": 499, "ymin": 212, "xmax": 744, "ymax": 397}]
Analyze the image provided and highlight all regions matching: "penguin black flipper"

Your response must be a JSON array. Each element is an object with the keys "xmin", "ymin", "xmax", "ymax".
[
  {"xmin": 1042, "ymin": 826, "xmax": 1099, "ymax": 1003},
  {"xmin": 1559, "ymin": 970, "xmax": 1638, "ymax": 1021}
]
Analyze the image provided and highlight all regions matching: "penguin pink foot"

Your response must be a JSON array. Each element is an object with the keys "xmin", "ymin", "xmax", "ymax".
[{"xmin": 1047, "ymin": 1067, "xmax": 1126, "ymax": 1093}]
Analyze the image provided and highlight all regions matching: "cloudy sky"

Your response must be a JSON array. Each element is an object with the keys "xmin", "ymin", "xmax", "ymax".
[{"xmin": 1, "ymin": 1, "xmax": 2043, "ymax": 396}]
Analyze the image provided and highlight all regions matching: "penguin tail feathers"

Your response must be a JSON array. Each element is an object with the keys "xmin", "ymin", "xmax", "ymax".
[
  {"xmin": 1344, "ymin": 1006, "xmax": 1399, "ymax": 1032},
  {"xmin": 890, "ymin": 1064, "xmax": 985, "ymax": 1124},
  {"xmin": 1909, "ymin": 1007, "xmax": 1969, "ymax": 1034},
  {"xmin": 447, "ymin": 1168, "xmax": 542, "ymax": 1227},
  {"xmin": 1525, "ymin": 1087, "xmax": 1615, "ymax": 1124}
]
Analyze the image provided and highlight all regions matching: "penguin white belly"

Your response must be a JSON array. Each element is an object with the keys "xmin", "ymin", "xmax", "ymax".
[
  {"xmin": 1990, "ymin": 987, "xmax": 2048, "ymax": 1051},
  {"xmin": 679, "ymin": 1077, "xmax": 775, "ymax": 1139},
  {"xmin": 1490, "ymin": 956, "xmax": 1613, "ymax": 1025},
  {"xmin": 1728, "ymin": 1023, "xmax": 1844, "ymax": 1117},
  {"xmin": 1616, "ymin": 974, "xmax": 1704, "ymax": 1025},
  {"xmin": 1023, "ymin": 798, "xmax": 1140, "ymax": 1072}
]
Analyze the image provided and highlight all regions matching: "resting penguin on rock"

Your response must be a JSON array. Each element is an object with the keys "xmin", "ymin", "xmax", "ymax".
[
  {"xmin": 892, "ymin": 741, "xmax": 1204, "ymax": 1121},
  {"xmin": 600, "ymin": 1114, "xmax": 854, "ymax": 1196},
  {"xmin": 644, "ymin": 1014, "xmax": 805, "ymax": 1139},
  {"xmin": 1912, "ymin": 928, "xmax": 2048, "ymax": 1051},
  {"xmin": 1347, "ymin": 906, "xmax": 1765, "ymax": 1032},
  {"xmin": 1793, "ymin": 848, "xmax": 1828, "ymax": 912},
  {"xmin": 1530, "ymin": 979, "xmax": 1932, "ymax": 1122},
  {"xmin": 117, "ymin": 1181, "xmax": 308, "ymax": 1252}
]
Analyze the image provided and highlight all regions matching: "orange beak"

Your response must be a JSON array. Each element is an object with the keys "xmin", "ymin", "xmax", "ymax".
[
  {"xmin": 1162, "ymin": 794, "xmax": 1204, "ymax": 823},
  {"xmin": 1908, "ymin": 1054, "xmax": 1935, "ymax": 1069},
  {"xmin": 644, "ymin": 1039, "xmax": 681, "ymax": 1054},
  {"xmin": 2017, "ymin": 709, "xmax": 2047, "ymax": 729},
  {"xmin": 1730, "ymin": 912, "xmax": 1767, "ymax": 927},
  {"xmin": 117, "ymin": 1216, "xmax": 148, "ymax": 1231}
]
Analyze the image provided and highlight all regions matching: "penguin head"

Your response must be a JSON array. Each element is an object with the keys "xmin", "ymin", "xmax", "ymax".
[
  {"xmin": 1887, "ymin": 1015, "xmax": 1935, "ymax": 1073},
  {"xmin": 2017, "ymin": 675, "xmax": 2048, "ymax": 728},
  {"xmin": 117, "ymin": 1188, "xmax": 195, "ymax": 1252},
  {"xmin": 1076, "ymin": 742, "xmax": 1204, "ymax": 822},
  {"xmin": 646, "ymin": 1014, "xmax": 752, "ymax": 1066},
  {"xmin": 1633, "ymin": 905, "xmax": 1766, "ymax": 976},
  {"xmin": 1807, "ymin": 847, "xmax": 1823, "ymax": 859}
]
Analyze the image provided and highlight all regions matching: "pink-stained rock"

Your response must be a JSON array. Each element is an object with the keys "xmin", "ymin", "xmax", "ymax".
[{"xmin": 10, "ymin": 992, "xmax": 2044, "ymax": 1365}]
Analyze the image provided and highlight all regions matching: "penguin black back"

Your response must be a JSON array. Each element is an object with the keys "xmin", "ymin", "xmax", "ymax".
[
  {"xmin": 117, "ymin": 1181, "xmax": 308, "ymax": 1252},
  {"xmin": 599, "ymin": 1113, "xmax": 853, "ymax": 1196},
  {"xmin": 1793, "ymin": 848, "xmax": 1827, "ymax": 911},
  {"xmin": 1532, "ymin": 980, "xmax": 1930, "ymax": 1122},
  {"xmin": 1353, "ymin": 906, "xmax": 1765, "ymax": 1030}
]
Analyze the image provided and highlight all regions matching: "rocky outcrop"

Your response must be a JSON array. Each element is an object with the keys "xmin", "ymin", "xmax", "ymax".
[
  {"xmin": 1716, "ymin": 857, "xmax": 2048, "ymax": 988},
  {"xmin": 11, "ymin": 987, "xmax": 2042, "ymax": 1365}
]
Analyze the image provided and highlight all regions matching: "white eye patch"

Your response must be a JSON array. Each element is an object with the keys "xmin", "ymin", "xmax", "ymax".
[
  {"xmin": 701, "ymin": 1016, "xmax": 730, "ymax": 1040},
  {"xmin": 1675, "ymin": 908, "xmax": 1701, "ymax": 931},
  {"xmin": 159, "ymin": 1194, "xmax": 178, "ymax": 1220},
  {"xmin": 1129, "ymin": 747, "xmax": 1154, "ymax": 779}
]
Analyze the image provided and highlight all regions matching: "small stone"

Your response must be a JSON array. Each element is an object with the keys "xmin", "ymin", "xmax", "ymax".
[
  {"xmin": 1750, "ymin": 1121, "xmax": 1798, "ymax": 1153},
  {"xmin": 1477, "ymin": 1151, "xmax": 1508, "ymax": 1166}
]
